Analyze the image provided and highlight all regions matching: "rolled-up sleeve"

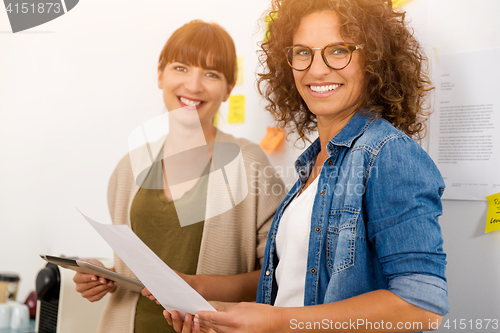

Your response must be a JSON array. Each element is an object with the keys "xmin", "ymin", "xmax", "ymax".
[{"xmin": 389, "ymin": 273, "xmax": 449, "ymax": 315}]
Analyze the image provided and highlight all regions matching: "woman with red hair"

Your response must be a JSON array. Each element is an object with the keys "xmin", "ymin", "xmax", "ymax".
[{"xmin": 73, "ymin": 20, "xmax": 284, "ymax": 333}]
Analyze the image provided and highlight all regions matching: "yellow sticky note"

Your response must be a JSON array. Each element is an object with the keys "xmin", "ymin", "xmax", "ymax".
[
  {"xmin": 228, "ymin": 95, "xmax": 245, "ymax": 123},
  {"xmin": 212, "ymin": 110, "xmax": 220, "ymax": 127},
  {"xmin": 485, "ymin": 192, "xmax": 500, "ymax": 233},
  {"xmin": 236, "ymin": 56, "xmax": 244, "ymax": 86},
  {"xmin": 259, "ymin": 127, "xmax": 285, "ymax": 154},
  {"xmin": 392, "ymin": 0, "xmax": 413, "ymax": 7},
  {"xmin": 264, "ymin": 12, "xmax": 278, "ymax": 42}
]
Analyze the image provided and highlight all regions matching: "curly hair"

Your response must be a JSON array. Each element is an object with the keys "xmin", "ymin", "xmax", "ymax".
[{"xmin": 257, "ymin": 0, "xmax": 433, "ymax": 142}]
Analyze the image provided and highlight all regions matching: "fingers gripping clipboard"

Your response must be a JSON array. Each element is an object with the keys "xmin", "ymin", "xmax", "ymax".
[{"xmin": 40, "ymin": 254, "xmax": 144, "ymax": 293}]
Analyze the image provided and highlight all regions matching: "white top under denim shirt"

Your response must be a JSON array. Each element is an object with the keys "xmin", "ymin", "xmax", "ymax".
[
  {"xmin": 274, "ymin": 176, "xmax": 319, "ymax": 307},
  {"xmin": 256, "ymin": 111, "xmax": 449, "ymax": 332}
]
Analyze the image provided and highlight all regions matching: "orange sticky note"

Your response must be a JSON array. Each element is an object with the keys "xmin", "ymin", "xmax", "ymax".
[
  {"xmin": 485, "ymin": 192, "xmax": 500, "ymax": 233},
  {"xmin": 228, "ymin": 95, "xmax": 245, "ymax": 123},
  {"xmin": 259, "ymin": 127, "xmax": 285, "ymax": 154}
]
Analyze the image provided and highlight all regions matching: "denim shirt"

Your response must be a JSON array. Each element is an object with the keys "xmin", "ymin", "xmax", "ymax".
[{"xmin": 256, "ymin": 112, "xmax": 449, "ymax": 318}]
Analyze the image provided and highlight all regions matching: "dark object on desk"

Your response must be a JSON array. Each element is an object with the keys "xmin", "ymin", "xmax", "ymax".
[
  {"xmin": 36, "ymin": 262, "xmax": 60, "ymax": 333},
  {"xmin": 34, "ymin": 256, "xmax": 113, "ymax": 332},
  {"xmin": 24, "ymin": 291, "xmax": 37, "ymax": 319},
  {"xmin": 0, "ymin": 273, "xmax": 20, "ymax": 303}
]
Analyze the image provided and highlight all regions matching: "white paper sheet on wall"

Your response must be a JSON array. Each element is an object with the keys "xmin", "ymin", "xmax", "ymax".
[
  {"xmin": 428, "ymin": 48, "xmax": 500, "ymax": 200},
  {"xmin": 78, "ymin": 210, "xmax": 216, "ymax": 317}
]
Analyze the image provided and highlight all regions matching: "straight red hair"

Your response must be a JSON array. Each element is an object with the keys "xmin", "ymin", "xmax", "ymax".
[{"xmin": 158, "ymin": 20, "xmax": 237, "ymax": 86}]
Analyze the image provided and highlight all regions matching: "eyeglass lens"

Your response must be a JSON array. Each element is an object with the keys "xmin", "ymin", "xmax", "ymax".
[{"xmin": 287, "ymin": 45, "xmax": 352, "ymax": 70}]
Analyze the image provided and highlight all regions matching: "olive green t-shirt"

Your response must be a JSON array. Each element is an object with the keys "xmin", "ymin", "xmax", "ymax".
[{"xmin": 130, "ymin": 157, "xmax": 208, "ymax": 333}]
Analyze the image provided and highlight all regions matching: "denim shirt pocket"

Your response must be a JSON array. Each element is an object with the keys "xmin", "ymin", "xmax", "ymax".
[{"xmin": 327, "ymin": 208, "xmax": 359, "ymax": 273}]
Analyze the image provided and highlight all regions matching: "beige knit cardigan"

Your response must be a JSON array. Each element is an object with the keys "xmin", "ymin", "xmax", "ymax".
[{"xmin": 97, "ymin": 130, "xmax": 285, "ymax": 333}]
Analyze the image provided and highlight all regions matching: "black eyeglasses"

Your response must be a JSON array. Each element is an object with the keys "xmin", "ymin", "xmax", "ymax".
[{"xmin": 283, "ymin": 43, "xmax": 363, "ymax": 71}]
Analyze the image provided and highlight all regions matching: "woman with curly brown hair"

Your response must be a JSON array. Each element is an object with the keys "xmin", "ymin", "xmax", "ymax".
[
  {"xmin": 151, "ymin": 0, "xmax": 449, "ymax": 332},
  {"xmin": 258, "ymin": 0, "xmax": 432, "ymax": 143}
]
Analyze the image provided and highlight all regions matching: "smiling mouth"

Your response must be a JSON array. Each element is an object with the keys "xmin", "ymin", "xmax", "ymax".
[
  {"xmin": 309, "ymin": 84, "xmax": 342, "ymax": 93},
  {"xmin": 178, "ymin": 96, "xmax": 205, "ymax": 107}
]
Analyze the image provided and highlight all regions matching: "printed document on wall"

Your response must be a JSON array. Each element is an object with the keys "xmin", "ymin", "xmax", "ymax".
[{"xmin": 429, "ymin": 48, "xmax": 500, "ymax": 200}]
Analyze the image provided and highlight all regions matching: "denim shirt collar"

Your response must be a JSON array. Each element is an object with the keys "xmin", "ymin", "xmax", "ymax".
[{"xmin": 294, "ymin": 111, "xmax": 374, "ymax": 180}]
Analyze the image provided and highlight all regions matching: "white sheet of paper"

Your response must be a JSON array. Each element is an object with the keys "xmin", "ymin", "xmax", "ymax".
[
  {"xmin": 79, "ymin": 211, "xmax": 216, "ymax": 317},
  {"xmin": 429, "ymin": 48, "xmax": 500, "ymax": 200}
]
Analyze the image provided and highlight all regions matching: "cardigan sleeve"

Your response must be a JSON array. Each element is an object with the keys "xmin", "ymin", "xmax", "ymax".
[
  {"xmin": 242, "ymin": 144, "xmax": 286, "ymax": 268},
  {"xmin": 196, "ymin": 133, "xmax": 285, "ymax": 275}
]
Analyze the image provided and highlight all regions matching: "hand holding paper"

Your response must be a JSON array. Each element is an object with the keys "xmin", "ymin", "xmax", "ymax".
[{"xmin": 79, "ymin": 210, "xmax": 215, "ymax": 317}]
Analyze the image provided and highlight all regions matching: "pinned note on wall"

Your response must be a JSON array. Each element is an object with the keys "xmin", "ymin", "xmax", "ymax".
[
  {"xmin": 236, "ymin": 56, "xmax": 244, "ymax": 86},
  {"xmin": 212, "ymin": 110, "xmax": 221, "ymax": 127},
  {"xmin": 264, "ymin": 12, "xmax": 278, "ymax": 42},
  {"xmin": 485, "ymin": 192, "xmax": 500, "ymax": 233},
  {"xmin": 227, "ymin": 95, "xmax": 245, "ymax": 123},
  {"xmin": 392, "ymin": 0, "xmax": 413, "ymax": 7},
  {"xmin": 259, "ymin": 127, "xmax": 285, "ymax": 154}
]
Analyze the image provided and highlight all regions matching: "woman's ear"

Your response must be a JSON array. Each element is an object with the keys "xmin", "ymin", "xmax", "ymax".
[
  {"xmin": 223, "ymin": 82, "xmax": 236, "ymax": 102},
  {"xmin": 157, "ymin": 65, "xmax": 164, "ymax": 89}
]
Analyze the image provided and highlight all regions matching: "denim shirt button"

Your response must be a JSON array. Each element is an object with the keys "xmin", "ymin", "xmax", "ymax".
[
  {"xmin": 320, "ymin": 190, "xmax": 325, "ymax": 195},
  {"xmin": 327, "ymin": 146, "xmax": 332, "ymax": 151},
  {"xmin": 270, "ymin": 234, "xmax": 274, "ymax": 240},
  {"xmin": 310, "ymin": 268, "xmax": 317, "ymax": 274},
  {"xmin": 315, "ymin": 227, "xmax": 321, "ymax": 233},
  {"xmin": 300, "ymin": 170, "xmax": 306, "ymax": 176},
  {"xmin": 265, "ymin": 270, "xmax": 271, "ymax": 276},
  {"xmin": 297, "ymin": 161, "xmax": 302, "ymax": 166},
  {"xmin": 327, "ymin": 160, "xmax": 333, "ymax": 166}
]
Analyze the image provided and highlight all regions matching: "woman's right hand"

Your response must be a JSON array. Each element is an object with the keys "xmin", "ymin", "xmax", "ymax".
[{"xmin": 73, "ymin": 259, "xmax": 116, "ymax": 302}]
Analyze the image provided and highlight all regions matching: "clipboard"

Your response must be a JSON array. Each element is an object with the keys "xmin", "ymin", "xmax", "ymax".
[{"xmin": 40, "ymin": 254, "xmax": 144, "ymax": 293}]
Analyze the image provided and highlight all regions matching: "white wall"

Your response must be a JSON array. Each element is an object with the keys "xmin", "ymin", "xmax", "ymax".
[
  {"xmin": 0, "ymin": 0, "xmax": 303, "ymax": 302},
  {"xmin": 404, "ymin": 0, "xmax": 500, "ymax": 330},
  {"xmin": 2, "ymin": 0, "xmax": 499, "ymax": 328}
]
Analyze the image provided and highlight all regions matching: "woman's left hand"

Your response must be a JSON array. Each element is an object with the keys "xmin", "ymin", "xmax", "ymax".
[
  {"xmin": 163, "ymin": 309, "xmax": 217, "ymax": 333},
  {"xmin": 141, "ymin": 287, "xmax": 161, "ymax": 305},
  {"xmin": 195, "ymin": 301, "xmax": 278, "ymax": 333}
]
